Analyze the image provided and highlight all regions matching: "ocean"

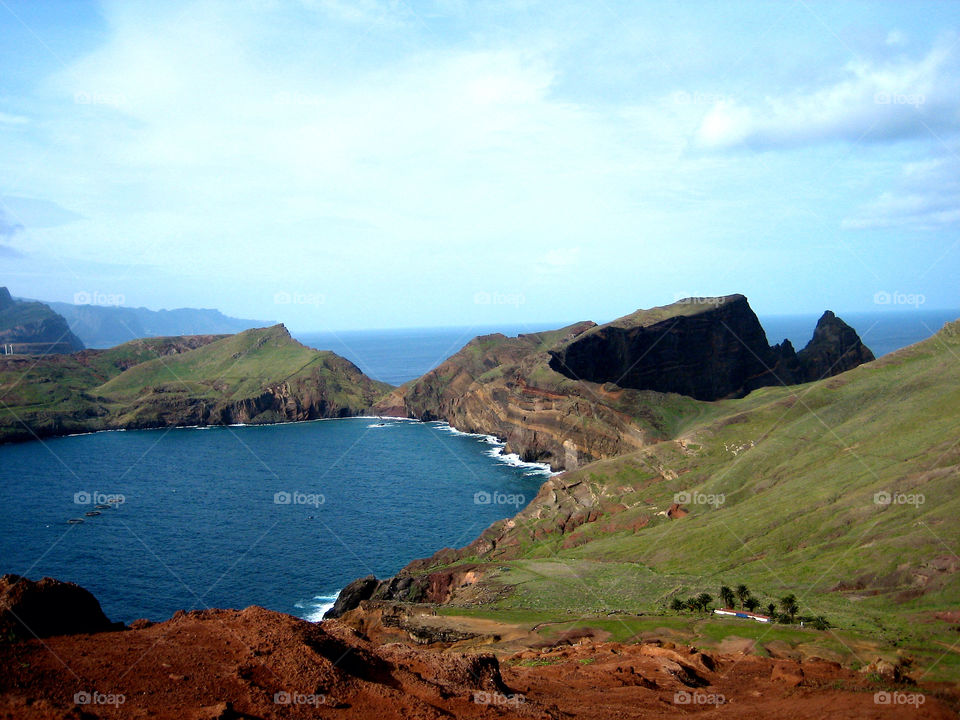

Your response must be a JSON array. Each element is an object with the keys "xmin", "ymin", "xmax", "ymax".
[{"xmin": 0, "ymin": 420, "xmax": 550, "ymax": 623}]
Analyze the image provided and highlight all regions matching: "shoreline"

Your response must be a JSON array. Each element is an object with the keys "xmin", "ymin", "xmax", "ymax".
[{"xmin": 294, "ymin": 417, "xmax": 557, "ymax": 623}]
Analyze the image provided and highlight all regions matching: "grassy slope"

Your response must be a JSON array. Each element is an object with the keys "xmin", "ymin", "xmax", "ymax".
[
  {"xmin": 427, "ymin": 320, "xmax": 960, "ymax": 678},
  {"xmin": 101, "ymin": 325, "xmax": 328, "ymax": 399},
  {"xmin": 0, "ymin": 326, "xmax": 390, "ymax": 440}
]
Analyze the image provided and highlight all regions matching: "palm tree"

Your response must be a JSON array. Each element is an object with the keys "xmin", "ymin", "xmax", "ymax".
[
  {"xmin": 735, "ymin": 584, "xmax": 750, "ymax": 609},
  {"xmin": 696, "ymin": 593, "xmax": 713, "ymax": 613},
  {"xmin": 766, "ymin": 602, "xmax": 776, "ymax": 617},
  {"xmin": 719, "ymin": 585, "xmax": 735, "ymax": 608},
  {"xmin": 670, "ymin": 597, "xmax": 686, "ymax": 613},
  {"xmin": 779, "ymin": 594, "xmax": 799, "ymax": 621},
  {"xmin": 744, "ymin": 597, "xmax": 760, "ymax": 612}
]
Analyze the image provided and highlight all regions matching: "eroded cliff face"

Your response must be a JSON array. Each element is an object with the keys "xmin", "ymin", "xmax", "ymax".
[
  {"xmin": 549, "ymin": 295, "xmax": 778, "ymax": 400},
  {"xmin": 375, "ymin": 296, "xmax": 874, "ymax": 471},
  {"xmin": 375, "ymin": 322, "xmax": 691, "ymax": 471}
]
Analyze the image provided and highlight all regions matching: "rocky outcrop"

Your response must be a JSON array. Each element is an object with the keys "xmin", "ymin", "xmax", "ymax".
[
  {"xmin": 324, "ymin": 575, "xmax": 381, "ymax": 619},
  {"xmin": 549, "ymin": 295, "xmax": 779, "ymax": 400},
  {"xmin": 0, "ymin": 287, "xmax": 84, "ymax": 355},
  {"xmin": 794, "ymin": 310, "xmax": 876, "ymax": 381},
  {"xmin": 548, "ymin": 296, "xmax": 874, "ymax": 400},
  {"xmin": 0, "ymin": 574, "xmax": 122, "ymax": 639}
]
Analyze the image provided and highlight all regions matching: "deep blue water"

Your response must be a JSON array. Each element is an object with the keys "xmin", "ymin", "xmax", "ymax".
[
  {"xmin": 297, "ymin": 310, "xmax": 959, "ymax": 386},
  {"xmin": 0, "ymin": 419, "xmax": 548, "ymax": 624}
]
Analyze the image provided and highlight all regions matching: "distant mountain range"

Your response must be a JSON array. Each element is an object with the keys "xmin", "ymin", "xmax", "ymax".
[{"xmin": 42, "ymin": 301, "xmax": 274, "ymax": 348}]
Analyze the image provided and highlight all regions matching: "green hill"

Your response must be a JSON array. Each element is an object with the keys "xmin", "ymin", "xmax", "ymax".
[{"xmin": 0, "ymin": 325, "xmax": 390, "ymax": 442}]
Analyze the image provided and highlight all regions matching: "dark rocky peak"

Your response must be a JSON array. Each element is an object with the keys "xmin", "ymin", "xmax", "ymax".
[
  {"xmin": 0, "ymin": 287, "xmax": 13, "ymax": 310},
  {"xmin": 795, "ymin": 310, "xmax": 875, "ymax": 382},
  {"xmin": 548, "ymin": 296, "xmax": 874, "ymax": 401},
  {"xmin": 548, "ymin": 295, "xmax": 777, "ymax": 400}
]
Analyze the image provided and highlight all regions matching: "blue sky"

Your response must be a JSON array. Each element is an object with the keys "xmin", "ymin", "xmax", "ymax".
[{"xmin": 1, "ymin": 0, "xmax": 958, "ymax": 330}]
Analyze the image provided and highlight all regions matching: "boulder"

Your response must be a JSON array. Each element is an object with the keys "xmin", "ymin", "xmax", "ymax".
[
  {"xmin": 0, "ymin": 574, "xmax": 121, "ymax": 639},
  {"xmin": 323, "ymin": 575, "xmax": 381, "ymax": 619}
]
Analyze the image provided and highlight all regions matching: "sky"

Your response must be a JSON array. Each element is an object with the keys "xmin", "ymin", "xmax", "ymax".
[{"xmin": 1, "ymin": 0, "xmax": 959, "ymax": 331}]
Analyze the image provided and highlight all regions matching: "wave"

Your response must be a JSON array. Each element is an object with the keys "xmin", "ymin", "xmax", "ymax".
[
  {"xmin": 355, "ymin": 415, "xmax": 420, "ymax": 422},
  {"xmin": 433, "ymin": 422, "xmax": 557, "ymax": 476},
  {"xmin": 295, "ymin": 591, "xmax": 341, "ymax": 622},
  {"xmin": 483, "ymin": 445, "xmax": 556, "ymax": 476}
]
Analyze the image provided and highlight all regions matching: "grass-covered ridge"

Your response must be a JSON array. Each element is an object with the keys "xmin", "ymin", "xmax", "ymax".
[{"xmin": 0, "ymin": 325, "xmax": 391, "ymax": 442}]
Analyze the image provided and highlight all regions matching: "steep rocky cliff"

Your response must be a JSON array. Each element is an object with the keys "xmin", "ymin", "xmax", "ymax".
[
  {"xmin": 548, "ymin": 296, "xmax": 874, "ymax": 400},
  {"xmin": 374, "ymin": 295, "xmax": 873, "ymax": 471},
  {"xmin": 0, "ymin": 287, "xmax": 84, "ymax": 355}
]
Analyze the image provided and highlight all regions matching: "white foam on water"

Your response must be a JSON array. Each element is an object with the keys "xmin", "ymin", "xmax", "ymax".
[
  {"xmin": 433, "ymin": 422, "xmax": 558, "ymax": 476},
  {"xmin": 298, "ymin": 592, "xmax": 341, "ymax": 622},
  {"xmin": 356, "ymin": 415, "xmax": 419, "ymax": 422}
]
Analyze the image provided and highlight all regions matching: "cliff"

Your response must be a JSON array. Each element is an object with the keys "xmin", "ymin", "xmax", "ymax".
[
  {"xmin": 0, "ymin": 287, "xmax": 84, "ymax": 355},
  {"xmin": 0, "ymin": 324, "xmax": 391, "ymax": 443},
  {"xmin": 374, "ymin": 295, "xmax": 874, "ymax": 470},
  {"xmin": 548, "ymin": 296, "xmax": 875, "ymax": 400}
]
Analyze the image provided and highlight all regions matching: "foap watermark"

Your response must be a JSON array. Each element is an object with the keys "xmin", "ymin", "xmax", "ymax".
[
  {"xmin": 874, "ymin": 91, "xmax": 925, "ymax": 107},
  {"xmin": 473, "ymin": 691, "xmax": 525, "ymax": 709},
  {"xmin": 673, "ymin": 294, "xmax": 727, "ymax": 307},
  {"xmin": 674, "ymin": 690, "xmax": 725, "ymax": 706},
  {"xmin": 74, "ymin": 290, "xmax": 124, "ymax": 307},
  {"xmin": 874, "ymin": 491, "xmax": 924, "ymax": 508},
  {"xmin": 874, "ymin": 691, "xmax": 925, "ymax": 708},
  {"xmin": 473, "ymin": 291, "xmax": 525, "ymax": 308},
  {"xmin": 74, "ymin": 690, "xmax": 125, "ymax": 707},
  {"xmin": 273, "ymin": 291, "xmax": 325, "ymax": 307},
  {"xmin": 674, "ymin": 490, "xmax": 725, "ymax": 508},
  {"xmin": 474, "ymin": 490, "xmax": 525, "ymax": 508},
  {"xmin": 274, "ymin": 490, "xmax": 325, "ymax": 507},
  {"xmin": 274, "ymin": 691, "xmax": 327, "ymax": 706},
  {"xmin": 73, "ymin": 90, "xmax": 126, "ymax": 107},
  {"xmin": 874, "ymin": 290, "xmax": 925, "ymax": 308},
  {"xmin": 671, "ymin": 90, "xmax": 735, "ymax": 106},
  {"xmin": 74, "ymin": 491, "xmax": 125, "ymax": 506}
]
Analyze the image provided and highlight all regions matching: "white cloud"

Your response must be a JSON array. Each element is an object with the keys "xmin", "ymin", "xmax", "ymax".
[
  {"xmin": 843, "ymin": 152, "xmax": 960, "ymax": 230},
  {"xmin": 693, "ymin": 38, "xmax": 960, "ymax": 151},
  {"xmin": 21, "ymin": 0, "xmax": 689, "ymax": 288}
]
